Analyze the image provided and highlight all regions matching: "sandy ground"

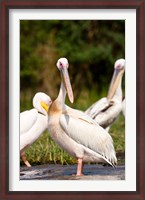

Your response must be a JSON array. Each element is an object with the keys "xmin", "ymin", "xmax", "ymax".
[{"xmin": 20, "ymin": 163, "xmax": 125, "ymax": 180}]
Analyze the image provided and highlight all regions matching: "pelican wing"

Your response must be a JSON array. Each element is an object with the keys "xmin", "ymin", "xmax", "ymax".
[
  {"xmin": 85, "ymin": 97, "xmax": 112, "ymax": 118},
  {"xmin": 20, "ymin": 113, "xmax": 48, "ymax": 151},
  {"xmin": 94, "ymin": 101, "xmax": 122, "ymax": 128},
  {"xmin": 64, "ymin": 105, "xmax": 97, "ymax": 125},
  {"xmin": 20, "ymin": 109, "xmax": 38, "ymax": 135},
  {"xmin": 60, "ymin": 113, "xmax": 116, "ymax": 164}
]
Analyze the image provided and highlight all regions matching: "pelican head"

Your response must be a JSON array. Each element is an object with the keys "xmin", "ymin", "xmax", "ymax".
[
  {"xmin": 57, "ymin": 58, "xmax": 74, "ymax": 103},
  {"xmin": 114, "ymin": 58, "xmax": 125, "ymax": 71},
  {"xmin": 33, "ymin": 92, "xmax": 52, "ymax": 115},
  {"xmin": 107, "ymin": 58, "xmax": 125, "ymax": 100}
]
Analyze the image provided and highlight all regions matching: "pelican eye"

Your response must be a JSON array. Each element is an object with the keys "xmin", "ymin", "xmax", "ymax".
[{"xmin": 59, "ymin": 62, "xmax": 63, "ymax": 67}]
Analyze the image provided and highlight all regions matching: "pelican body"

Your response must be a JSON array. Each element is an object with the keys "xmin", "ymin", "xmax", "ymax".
[
  {"xmin": 20, "ymin": 92, "xmax": 52, "ymax": 167},
  {"xmin": 85, "ymin": 59, "xmax": 125, "ymax": 130},
  {"xmin": 48, "ymin": 58, "xmax": 117, "ymax": 176}
]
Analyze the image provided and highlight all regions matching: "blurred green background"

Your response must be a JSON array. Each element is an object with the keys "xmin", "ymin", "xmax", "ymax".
[{"xmin": 20, "ymin": 20, "xmax": 125, "ymax": 166}]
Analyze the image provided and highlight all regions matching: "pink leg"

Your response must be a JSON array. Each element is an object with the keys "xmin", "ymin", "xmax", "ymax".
[
  {"xmin": 76, "ymin": 158, "xmax": 84, "ymax": 176},
  {"xmin": 24, "ymin": 160, "xmax": 31, "ymax": 167},
  {"xmin": 21, "ymin": 151, "xmax": 31, "ymax": 167}
]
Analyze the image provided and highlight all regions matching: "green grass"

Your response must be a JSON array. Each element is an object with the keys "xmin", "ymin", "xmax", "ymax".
[
  {"xmin": 109, "ymin": 114, "xmax": 125, "ymax": 164},
  {"xmin": 20, "ymin": 113, "xmax": 125, "ymax": 166},
  {"xmin": 21, "ymin": 131, "xmax": 76, "ymax": 166},
  {"xmin": 110, "ymin": 114, "xmax": 125, "ymax": 152}
]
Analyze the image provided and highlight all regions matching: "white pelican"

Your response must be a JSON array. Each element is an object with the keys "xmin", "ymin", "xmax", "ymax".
[
  {"xmin": 48, "ymin": 58, "xmax": 117, "ymax": 176},
  {"xmin": 20, "ymin": 92, "xmax": 52, "ymax": 167},
  {"xmin": 85, "ymin": 59, "xmax": 125, "ymax": 131}
]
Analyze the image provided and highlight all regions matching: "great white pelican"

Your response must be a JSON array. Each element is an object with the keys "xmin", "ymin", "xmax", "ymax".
[
  {"xmin": 85, "ymin": 59, "xmax": 125, "ymax": 131},
  {"xmin": 20, "ymin": 92, "xmax": 52, "ymax": 167},
  {"xmin": 48, "ymin": 58, "xmax": 117, "ymax": 176}
]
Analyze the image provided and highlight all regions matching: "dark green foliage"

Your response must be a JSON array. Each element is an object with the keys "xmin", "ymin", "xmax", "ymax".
[{"xmin": 20, "ymin": 20, "xmax": 125, "ymax": 111}]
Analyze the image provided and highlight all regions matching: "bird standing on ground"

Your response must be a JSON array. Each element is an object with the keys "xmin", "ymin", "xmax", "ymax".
[
  {"xmin": 20, "ymin": 92, "xmax": 52, "ymax": 167},
  {"xmin": 85, "ymin": 59, "xmax": 125, "ymax": 131},
  {"xmin": 48, "ymin": 58, "xmax": 117, "ymax": 176}
]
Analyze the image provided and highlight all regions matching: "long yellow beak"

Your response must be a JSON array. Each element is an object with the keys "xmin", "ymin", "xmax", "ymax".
[
  {"xmin": 107, "ymin": 68, "xmax": 124, "ymax": 100},
  {"xmin": 40, "ymin": 101, "xmax": 49, "ymax": 112},
  {"xmin": 61, "ymin": 67, "xmax": 74, "ymax": 103}
]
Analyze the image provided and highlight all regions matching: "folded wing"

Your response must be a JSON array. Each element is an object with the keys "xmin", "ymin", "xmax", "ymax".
[
  {"xmin": 60, "ymin": 112, "xmax": 117, "ymax": 164},
  {"xmin": 20, "ymin": 109, "xmax": 38, "ymax": 135}
]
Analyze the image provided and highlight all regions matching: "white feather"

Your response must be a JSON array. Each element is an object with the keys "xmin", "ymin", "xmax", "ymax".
[
  {"xmin": 85, "ymin": 97, "xmax": 111, "ymax": 118},
  {"xmin": 59, "ymin": 113, "xmax": 117, "ymax": 165},
  {"xmin": 20, "ymin": 109, "xmax": 37, "ymax": 135},
  {"xmin": 20, "ymin": 113, "xmax": 48, "ymax": 151}
]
